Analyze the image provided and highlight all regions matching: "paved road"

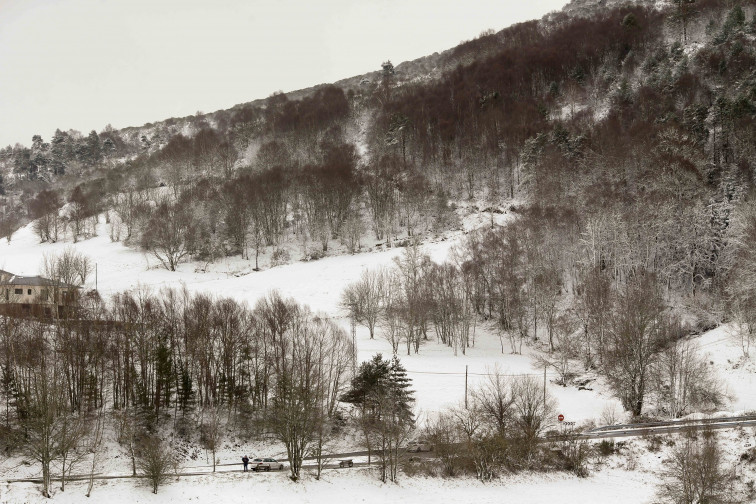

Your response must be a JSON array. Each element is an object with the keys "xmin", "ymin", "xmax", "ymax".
[
  {"xmin": 575, "ymin": 415, "xmax": 756, "ymax": 440},
  {"xmin": 7, "ymin": 415, "xmax": 756, "ymax": 485}
]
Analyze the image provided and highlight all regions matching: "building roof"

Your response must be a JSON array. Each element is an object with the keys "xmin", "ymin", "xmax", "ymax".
[{"xmin": 0, "ymin": 274, "xmax": 80, "ymax": 289}]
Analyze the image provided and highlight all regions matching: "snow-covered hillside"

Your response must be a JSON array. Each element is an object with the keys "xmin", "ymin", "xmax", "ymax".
[
  {"xmin": 3, "ymin": 210, "xmax": 756, "ymax": 503},
  {"xmin": 2, "ymin": 209, "xmax": 755, "ymax": 422},
  {"xmin": 0, "ymin": 211, "xmax": 620, "ymax": 423}
]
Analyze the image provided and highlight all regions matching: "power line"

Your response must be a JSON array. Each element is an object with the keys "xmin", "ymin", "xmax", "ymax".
[{"xmin": 404, "ymin": 369, "xmax": 559, "ymax": 378}]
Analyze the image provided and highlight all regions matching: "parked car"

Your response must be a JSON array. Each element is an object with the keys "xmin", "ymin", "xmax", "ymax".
[
  {"xmin": 252, "ymin": 457, "xmax": 285, "ymax": 471},
  {"xmin": 406, "ymin": 440, "xmax": 433, "ymax": 452}
]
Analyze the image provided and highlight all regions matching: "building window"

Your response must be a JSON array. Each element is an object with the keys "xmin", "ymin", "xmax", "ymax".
[
  {"xmin": 40, "ymin": 289, "xmax": 48, "ymax": 301},
  {"xmin": 27, "ymin": 289, "xmax": 32, "ymax": 295},
  {"xmin": 14, "ymin": 288, "xmax": 22, "ymax": 295}
]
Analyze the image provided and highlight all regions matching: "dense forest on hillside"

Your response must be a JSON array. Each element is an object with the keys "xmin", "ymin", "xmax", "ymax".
[{"xmin": 1, "ymin": 1, "xmax": 752, "ymax": 306}]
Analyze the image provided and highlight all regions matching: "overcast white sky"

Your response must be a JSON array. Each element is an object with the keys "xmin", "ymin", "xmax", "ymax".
[{"xmin": 0, "ymin": 0, "xmax": 569, "ymax": 148}]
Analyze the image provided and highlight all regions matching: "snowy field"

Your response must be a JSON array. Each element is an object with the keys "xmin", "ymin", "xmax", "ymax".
[
  {"xmin": 0, "ymin": 467, "xmax": 660, "ymax": 504},
  {"xmin": 2, "ymin": 209, "xmax": 756, "ymax": 503}
]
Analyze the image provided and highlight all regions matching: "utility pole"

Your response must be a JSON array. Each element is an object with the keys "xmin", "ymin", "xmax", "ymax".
[
  {"xmin": 350, "ymin": 314, "xmax": 357, "ymax": 374},
  {"xmin": 543, "ymin": 365, "xmax": 547, "ymax": 410},
  {"xmin": 95, "ymin": 263, "xmax": 98, "ymax": 292},
  {"xmin": 465, "ymin": 365, "xmax": 469, "ymax": 409}
]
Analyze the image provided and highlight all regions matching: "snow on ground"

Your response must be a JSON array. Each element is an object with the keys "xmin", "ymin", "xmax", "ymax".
[
  {"xmin": 696, "ymin": 324, "xmax": 756, "ymax": 415},
  {"xmin": 4, "ymin": 208, "xmax": 756, "ymax": 502},
  {"xmin": 1, "ymin": 208, "xmax": 755, "ymax": 425},
  {"xmin": 0, "ymin": 466, "xmax": 659, "ymax": 504},
  {"xmin": 0, "ymin": 216, "xmax": 448, "ymax": 312},
  {"xmin": 0, "ymin": 213, "xmax": 615, "ymax": 424}
]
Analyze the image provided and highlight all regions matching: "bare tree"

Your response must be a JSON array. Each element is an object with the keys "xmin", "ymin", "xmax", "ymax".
[
  {"xmin": 658, "ymin": 432, "xmax": 732, "ymax": 504},
  {"xmin": 472, "ymin": 367, "xmax": 515, "ymax": 436},
  {"xmin": 654, "ymin": 340, "xmax": 724, "ymax": 418},
  {"xmin": 85, "ymin": 408, "xmax": 105, "ymax": 497},
  {"xmin": 141, "ymin": 201, "xmax": 196, "ymax": 271},
  {"xmin": 265, "ymin": 296, "xmax": 353, "ymax": 481},
  {"xmin": 200, "ymin": 406, "xmax": 223, "ymax": 472},
  {"xmin": 392, "ymin": 243, "xmax": 433, "ymax": 355},
  {"xmin": 0, "ymin": 210, "xmax": 18, "ymax": 243},
  {"xmin": 21, "ymin": 345, "xmax": 71, "ymax": 498},
  {"xmin": 341, "ymin": 202, "xmax": 365, "ymax": 254},
  {"xmin": 114, "ymin": 407, "xmax": 141, "ymax": 476},
  {"xmin": 451, "ymin": 403, "xmax": 499, "ymax": 481},
  {"xmin": 381, "ymin": 276, "xmax": 403, "ymax": 355},
  {"xmin": 559, "ymin": 426, "xmax": 590, "ymax": 477},
  {"xmin": 217, "ymin": 141, "xmax": 238, "ymax": 179},
  {"xmin": 57, "ymin": 412, "xmax": 87, "ymax": 492},
  {"xmin": 535, "ymin": 314, "xmax": 580, "ymax": 386},
  {"xmin": 573, "ymin": 266, "xmax": 612, "ymax": 368},
  {"xmin": 425, "ymin": 411, "xmax": 463, "ymax": 476},
  {"xmin": 137, "ymin": 436, "xmax": 174, "ymax": 494},
  {"xmin": 604, "ymin": 274, "xmax": 666, "ymax": 416},
  {"xmin": 725, "ymin": 200, "xmax": 756, "ymax": 357},
  {"xmin": 30, "ymin": 190, "xmax": 62, "ymax": 243},
  {"xmin": 342, "ymin": 268, "xmax": 387, "ymax": 340},
  {"xmin": 510, "ymin": 375, "xmax": 557, "ymax": 462},
  {"xmin": 41, "ymin": 247, "xmax": 92, "ymax": 287}
]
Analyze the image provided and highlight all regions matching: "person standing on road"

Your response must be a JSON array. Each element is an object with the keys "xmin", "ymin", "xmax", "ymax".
[{"xmin": 242, "ymin": 455, "xmax": 249, "ymax": 472}]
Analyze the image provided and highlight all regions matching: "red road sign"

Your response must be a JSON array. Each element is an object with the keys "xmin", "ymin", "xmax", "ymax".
[{"xmin": 558, "ymin": 414, "xmax": 565, "ymax": 422}]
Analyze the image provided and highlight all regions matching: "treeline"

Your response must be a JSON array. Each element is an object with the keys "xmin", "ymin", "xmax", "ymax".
[
  {"xmin": 343, "ymin": 244, "xmax": 477, "ymax": 356},
  {"xmin": 0, "ymin": 289, "xmax": 355, "ymax": 491},
  {"xmin": 104, "ymin": 142, "xmax": 455, "ymax": 271},
  {"xmin": 2, "ymin": 2, "xmax": 755, "ymax": 297},
  {"xmin": 423, "ymin": 369, "xmax": 570, "ymax": 479},
  {"xmin": 462, "ymin": 220, "xmax": 725, "ymax": 417},
  {"xmin": 1, "ymin": 289, "xmax": 352, "ymax": 420},
  {"xmin": 4, "ymin": 79, "xmax": 463, "ymax": 268},
  {"xmin": 0, "ymin": 129, "xmax": 123, "ymax": 181}
]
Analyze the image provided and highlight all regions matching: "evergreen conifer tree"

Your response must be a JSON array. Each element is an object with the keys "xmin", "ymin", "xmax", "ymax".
[
  {"xmin": 340, "ymin": 353, "xmax": 414, "ymax": 423},
  {"xmin": 387, "ymin": 354, "xmax": 414, "ymax": 424}
]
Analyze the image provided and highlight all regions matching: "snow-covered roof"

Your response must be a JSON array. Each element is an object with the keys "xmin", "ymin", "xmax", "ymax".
[{"xmin": 0, "ymin": 273, "xmax": 79, "ymax": 289}]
